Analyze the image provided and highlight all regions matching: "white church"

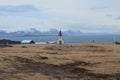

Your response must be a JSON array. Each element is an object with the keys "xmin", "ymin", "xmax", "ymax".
[{"xmin": 57, "ymin": 30, "xmax": 64, "ymax": 44}]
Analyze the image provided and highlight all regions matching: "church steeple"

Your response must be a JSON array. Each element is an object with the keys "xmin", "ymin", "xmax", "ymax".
[{"xmin": 58, "ymin": 30, "xmax": 62, "ymax": 36}]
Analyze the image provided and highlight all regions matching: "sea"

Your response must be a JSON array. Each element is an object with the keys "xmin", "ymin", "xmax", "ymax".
[{"xmin": 0, "ymin": 34, "xmax": 120, "ymax": 44}]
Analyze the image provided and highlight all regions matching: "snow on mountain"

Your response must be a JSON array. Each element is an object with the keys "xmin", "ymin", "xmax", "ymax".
[
  {"xmin": 0, "ymin": 28, "xmax": 82, "ymax": 36},
  {"xmin": 24, "ymin": 28, "xmax": 39, "ymax": 33}
]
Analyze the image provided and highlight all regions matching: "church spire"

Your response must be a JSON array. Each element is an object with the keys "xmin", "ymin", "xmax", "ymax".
[{"xmin": 58, "ymin": 30, "xmax": 62, "ymax": 36}]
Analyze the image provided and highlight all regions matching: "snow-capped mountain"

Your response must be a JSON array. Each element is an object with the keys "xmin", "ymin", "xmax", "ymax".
[{"xmin": 0, "ymin": 28, "xmax": 82, "ymax": 36}]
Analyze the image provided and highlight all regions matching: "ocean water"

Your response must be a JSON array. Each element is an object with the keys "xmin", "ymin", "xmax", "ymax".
[{"xmin": 0, "ymin": 35, "xmax": 120, "ymax": 44}]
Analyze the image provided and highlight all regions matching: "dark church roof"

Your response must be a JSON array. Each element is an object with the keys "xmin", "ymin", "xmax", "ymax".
[{"xmin": 58, "ymin": 30, "xmax": 62, "ymax": 36}]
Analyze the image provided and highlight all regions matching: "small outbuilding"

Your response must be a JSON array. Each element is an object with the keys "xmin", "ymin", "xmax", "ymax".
[
  {"xmin": 46, "ymin": 41, "xmax": 57, "ymax": 44},
  {"xmin": 21, "ymin": 40, "xmax": 35, "ymax": 44}
]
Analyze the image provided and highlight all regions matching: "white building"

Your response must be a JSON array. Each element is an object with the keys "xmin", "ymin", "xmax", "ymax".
[
  {"xmin": 57, "ymin": 30, "xmax": 64, "ymax": 44},
  {"xmin": 21, "ymin": 40, "xmax": 35, "ymax": 44}
]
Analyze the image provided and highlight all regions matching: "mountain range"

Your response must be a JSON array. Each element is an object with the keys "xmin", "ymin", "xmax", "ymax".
[{"xmin": 0, "ymin": 28, "xmax": 82, "ymax": 36}]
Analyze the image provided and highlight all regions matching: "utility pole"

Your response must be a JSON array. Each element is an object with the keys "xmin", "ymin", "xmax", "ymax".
[{"xmin": 113, "ymin": 36, "xmax": 116, "ymax": 54}]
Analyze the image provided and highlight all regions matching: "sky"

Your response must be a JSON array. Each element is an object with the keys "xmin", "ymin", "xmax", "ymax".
[{"xmin": 0, "ymin": 0, "xmax": 120, "ymax": 33}]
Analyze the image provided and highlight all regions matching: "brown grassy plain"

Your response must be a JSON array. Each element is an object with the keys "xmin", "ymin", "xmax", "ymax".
[{"xmin": 0, "ymin": 42, "xmax": 120, "ymax": 80}]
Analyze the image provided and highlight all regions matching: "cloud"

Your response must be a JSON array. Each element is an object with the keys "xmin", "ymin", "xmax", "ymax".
[
  {"xmin": 116, "ymin": 16, "xmax": 120, "ymax": 20},
  {"xmin": 106, "ymin": 14, "xmax": 113, "ymax": 17},
  {"xmin": 0, "ymin": 0, "xmax": 119, "ymax": 33},
  {"xmin": 0, "ymin": 25, "xmax": 8, "ymax": 30},
  {"xmin": 0, "ymin": 5, "xmax": 38, "ymax": 12},
  {"xmin": 90, "ymin": 6, "xmax": 107, "ymax": 10},
  {"xmin": 65, "ymin": 24, "xmax": 120, "ymax": 34},
  {"xmin": 105, "ymin": 14, "xmax": 120, "ymax": 20}
]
